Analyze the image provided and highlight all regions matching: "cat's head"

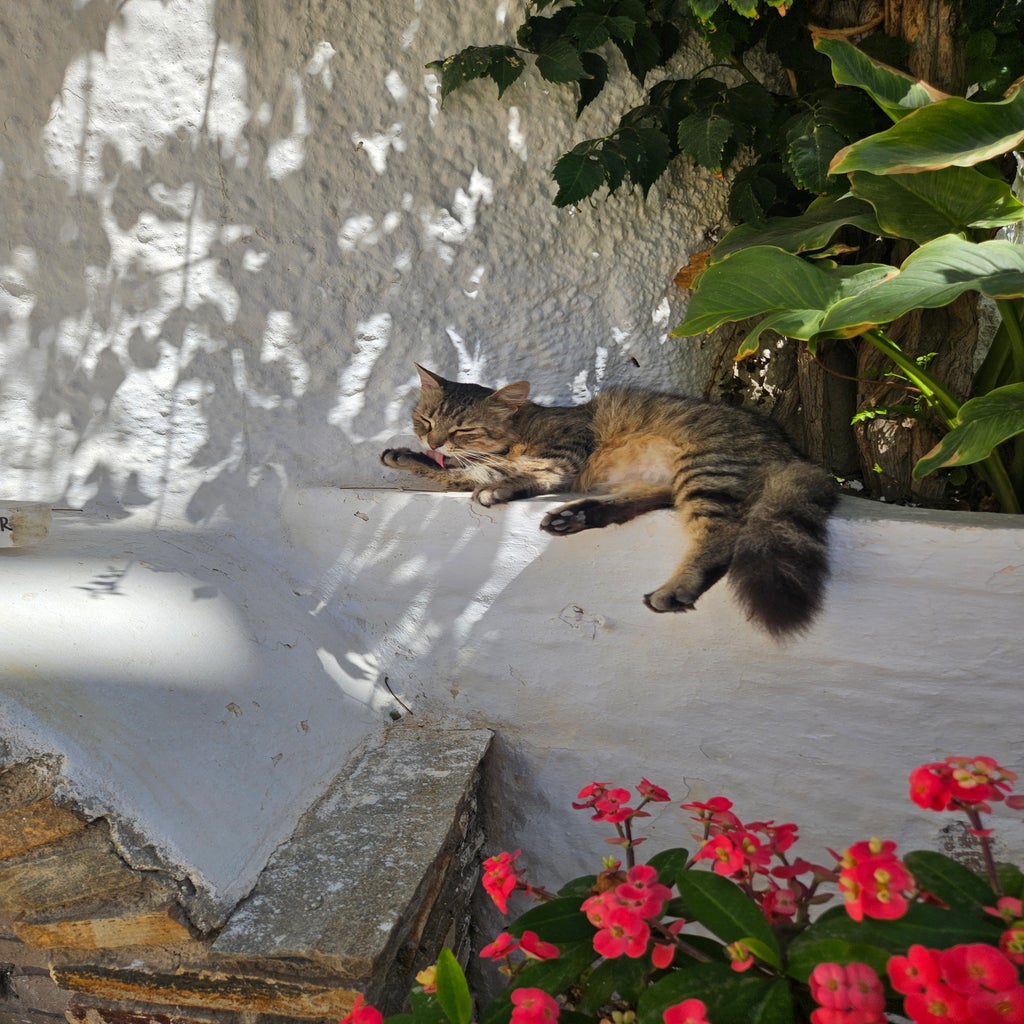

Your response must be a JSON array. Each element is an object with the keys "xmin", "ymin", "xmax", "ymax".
[{"xmin": 411, "ymin": 364, "xmax": 530, "ymax": 467}]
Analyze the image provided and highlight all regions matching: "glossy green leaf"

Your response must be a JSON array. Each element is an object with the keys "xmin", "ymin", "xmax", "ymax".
[
  {"xmin": 902, "ymin": 850, "xmax": 998, "ymax": 909},
  {"xmin": 488, "ymin": 50, "xmax": 526, "ymax": 98},
  {"xmin": 645, "ymin": 847, "xmax": 690, "ymax": 888},
  {"xmin": 850, "ymin": 166, "xmax": 1024, "ymax": 243},
  {"xmin": 915, "ymin": 384, "xmax": 1024, "ymax": 477},
  {"xmin": 792, "ymin": 903, "xmax": 1002, "ymax": 959},
  {"xmin": 786, "ymin": 121, "xmax": 847, "ymax": 193},
  {"xmin": 408, "ymin": 988, "xmax": 449, "ymax": 1024},
  {"xmin": 815, "ymin": 37, "xmax": 949, "ymax": 121},
  {"xmin": 786, "ymin": 937, "xmax": 893, "ymax": 983},
  {"xmin": 831, "ymin": 88, "xmax": 1024, "ymax": 175},
  {"xmin": 639, "ymin": 964, "xmax": 792, "ymax": 1024},
  {"xmin": 508, "ymin": 895, "xmax": 595, "ymax": 942},
  {"xmin": 672, "ymin": 245, "xmax": 893, "ymax": 339},
  {"xmin": 711, "ymin": 196, "xmax": 882, "ymax": 261},
  {"xmin": 434, "ymin": 948, "xmax": 473, "ymax": 1024},
  {"xmin": 575, "ymin": 955, "xmax": 649, "ymax": 1013},
  {"xmin": 577, "ymin": 52, "xmax": 609, "ymax": 115},
  {"xmin": 675, "ymin": 871, "xmax": 779, "ymax": 960},
  {"xmin": 819, "ymin": 236, "xmax": 1024, "ymax": 333}
]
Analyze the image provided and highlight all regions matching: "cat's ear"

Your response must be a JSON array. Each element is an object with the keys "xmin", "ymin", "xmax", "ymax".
[
  {"xmin": 414, "ymin": 364, "xmax": 444, "ymax": 391},
  {"xmin": 490, "ymin": 380, "xmax": 530, "ymax": 412}
]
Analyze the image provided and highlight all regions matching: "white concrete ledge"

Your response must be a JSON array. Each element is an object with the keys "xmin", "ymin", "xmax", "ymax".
[{"xmin": 2, "ymin": 489, "xmax": 1022, "ymax": 932}]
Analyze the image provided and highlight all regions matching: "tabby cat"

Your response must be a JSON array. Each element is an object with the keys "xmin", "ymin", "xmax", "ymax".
[{"xmin": 381, "ymin": 364, "xmax": 837, "ymax": 636}]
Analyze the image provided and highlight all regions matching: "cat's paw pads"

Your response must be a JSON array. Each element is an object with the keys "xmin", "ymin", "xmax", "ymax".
[
  {"xmin": 540, "ymin": 505, "xmax": 591, "ymax": 535},
  {"xmin": 643, "ymin": 587, "xmax": 697, "ymax": 614}
]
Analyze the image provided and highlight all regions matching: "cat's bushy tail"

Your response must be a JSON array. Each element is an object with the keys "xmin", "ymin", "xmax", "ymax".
[{"xmin": 728, "ymin": 462, "xmax": 838, "ymax": 638}]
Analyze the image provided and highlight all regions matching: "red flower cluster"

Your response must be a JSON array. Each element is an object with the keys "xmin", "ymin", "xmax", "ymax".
[
  {"xmin": 510, "ymin": 987, "xmax": 560, "ymax": 1024},
  {"xmin": 836, "ymin": 837, "xmax": 914, "ymax": 922},
  {"xmin": 909, "ymin": 756, "xmax": 1018, "ymax": 814},
  {"xmin": 573, "ymin": 778, "xmax": 671, "ymax": 827},
  {"xmin": 809, "ymin": 962, "xmax": 886, "ymax": 1024},
  {"xmin": 339, "ymin": 994, "xmax": 383, "ymax": 1024},
  {"xmin": 482, "ymin": 849, "xmax": 527, "ymax": 914},
  {"xmin": 988, "ymin": 897, "xmax": 1024, "ymax": 967},
  {"xmin": 662, "ymin": 998, "xmax": 710, "ymax": 1024},
  {"xmin": 889, "ymin": 943, "xmax": 1024, "ymax": 1024},
  {"xmin": 684, "ymin": 795, "xmax": 828, "ymax": 924},
  {"xmin": 480, "ymin": 929, "xmax": 559, "ymax": 963},
  {"xmin": 581, "ymin": 863, "xmax": 674, "ymax": 961}
]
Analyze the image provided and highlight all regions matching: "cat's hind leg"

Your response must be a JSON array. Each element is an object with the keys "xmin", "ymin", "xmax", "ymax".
[
  {"xmin": 540, "ymin": 485, "xmax": 673, "ymax": 535},
  {"xmin": 643, "ymin": 516, "xmax": 740, "ymax": 612}
]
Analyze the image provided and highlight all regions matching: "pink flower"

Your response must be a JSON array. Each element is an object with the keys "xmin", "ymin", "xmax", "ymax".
[
  {"xmin": 592, "ymin": 905, "xmax": 650, "ymax": 959},
  {"xmin": 758, "ymin": 881, "xmax": 799, "ymax": 923},
  {"xmin": 662, "ymin": 998, "xmax": 710, "ymax": 1024},
  {"xmin": 637, "ymin": 778, "xmax": 671, "ymax": 802},
  {"xmin": 340, "ymin": 994, "xmax": 384, "ymax": 1024},
  {"xmin": 581, "ymin": 890, "xmax": 621, "ymax": 928},
  {"xmin": 518, "ymin": 930, "xmax": 560, "ymax": 961},
  {"xmin": 726, "ymin": 939, "xmax": 755, "ymax": 972},
  {"xmin": 616, "ymin": 864, "xmax": 672, "ymax": 918},
  {"xmin": 904, "ymin": 981, "xmax": 969, "ymax": 1024},
  {"xmin": 510, "ymin": 987, "xmax": 560, "ymax": 1024},
  {"xmin": 574, "ymin": 782, "xmax": 637, "ymax": 822},
  {"xmin": 809, "ymin": 963, "xmax": 885, "ymax": 1024},
  {"xmin": 1001, "ymin": 927, "xmax": 1024, "ymax": 966},
  {"xmin": 681, "ymin": 796, "xmax": 741, "ymax": 832},
  {"xmin": 695, "ymin": 831, "xmax": 769, "ymax": 879},
  {"xmin": 940, "ymin": 943, "xmax": 1019, "ymax": 995},
  {"xmin": 909, "ymin": 757, "xmax": 1016, "ymax": 814},
  {"xmin": 889, "ymin": 945, "xmax": 942, "ymax": 995},
  {"xmin": 651, "ymin": 918, "xmax": 686, "ymax": 970},
  {"xmin": 482, "ymin": 850, "xmax": 525, "ymax": 914},
  {"xmin": 480, "ymin": 931, "xmax": 520, "ymax": 960},
  {"xmin": 836, "ymin": 838, "xmax": 913, "ymax": 922},
  {"xmin": 968, "ymin": 986, "xmax": 1024, "ymax": 1024}
]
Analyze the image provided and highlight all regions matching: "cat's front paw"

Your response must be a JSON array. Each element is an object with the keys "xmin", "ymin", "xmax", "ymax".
[
  {"xmin": 382, "ymin": 447, "xmax": 428, "ymax": 470},
  {"xmin": 643, "ymin": 586, "xmax": 697, "ymax": 614},
  {"xmin": 473, "ymin": 484, "xmax": 512, "ymax": 507}
]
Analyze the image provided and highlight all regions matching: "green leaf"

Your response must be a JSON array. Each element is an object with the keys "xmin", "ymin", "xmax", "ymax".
[
  {"xmin": 508, "ymin": 896, "xmax": 595, "ymax": 942},
  {"xmin": 674, "ymin": 871, "xmax": 779, "ymax": 962},
  {"xmin": 997, "ymin": 863, "xmax": 1024, "ymax": 901},
  {"xmin": 408, "ymin": 988, "xmax": 449, "ymax": 1024},
  {"xmin": 639, "ymin": 964, "xmax": 792, "ymax": 1024},
  {"xmin": 620, "ymin": 123, "xmax": 671, "ymax": 196},
  {"xmin": 552, "ymin": 147, "xmax": 607, "ymax": 207},
  {"xmin": 558, "ymin": 874, "xmax": 597, "ymax": 900},
  {"xmin": 903, "ymin": 850, "xmax": 999, "ymax": 909},
  {"xmin": 726, "ymin": 165, "xmax": 779, "ymax": 225},
  {"xmin": 577, "ymin": 52, "xmax": 609, "ymax": 116},
  {"xmin": 819, "ymin": 235, "xmax": 1024, "ymax": 334},
  {"xmin": 430, "ymin": 47, "xmax": 501, "ymax": 100},
  {"xmin": 645, "ymin": 847, "xmax": 690, "ymax": 887},
  {"xmin": 616, "ymin": 22, "xmax": 661, "ymax": 83},
  {"xmin": 786, "ymin": 121, "xmax": 847, "ymax": 193},
  {"xmin": 914, "ymin": 384, "xmax": 1024, "ymax": 477},
  {"xmin": 785, "ymin": 937, "xmax": 893, "ymax": 983},
  {"xmin": 712, "ymin": 195, "xmax": 882, "ymax": 261},
  {"xmin": 537, "ymin": 39, "xmax": 587, "ymax": 84},
  {"xmin": 678, "ymin": 111, "xmax": 734, "ymax": 171},
  {"xmin": 671, "ymin": 244, "xmax": 893, "ymax": 339},
  {"xmin": 575, "ymin": 955, "xmax": 649, "ymax": 1013},
  {"xmin": 487, "ymin": 49, "xmax": 526, "ymax": 98},
  {"xmin": 791, "ymin": 902, "xmax": 1002, "ymax": 961},
  {"xmin": 831, "ymin": 87, "xmax": 1024, "ymax": 175},
  {"xmin": 815, "ymin": 37, "xmax": 950, "ymax": 121},
  {"xmin": 569, "ymin": 11, "xmax": 611, "ymax": 50},
  {"xmin": 434, "ymin": 948, "xmax": 472, "ymax": 1024},
  {"xmin": 850, "ymin": 166, "xmax": 1024, "ymax": 243}
]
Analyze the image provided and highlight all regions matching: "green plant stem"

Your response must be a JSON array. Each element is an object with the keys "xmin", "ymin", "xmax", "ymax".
[
  {"xmin": 995, "ymin": 298, "xmax": 1024, "ymax": 385},
  {"xmin": 862, "ymin": 329, "xmax": 1022, "ymax": 513}
]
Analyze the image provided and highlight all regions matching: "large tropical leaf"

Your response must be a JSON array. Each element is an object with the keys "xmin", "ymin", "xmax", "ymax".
[
  {"xmin": 914, "ymin": 384, "xmax": 1024, "ymax": 477},
  {"xmin": 831, "ymin": 88, "xmax": 1024, "ymax": 175},
  {"xmin": 850, "ymin": 167, "xmax": 1024, "ymax": 243},
  {"xmin": 709, "ymin": 195, "xmax": 882, "ymax": 262},
  {"xmin": 815, "ymin": 37, "xmax": 949, "ymax": 121},
  {"xmin": 819, "ymin": 235, "xmax": 1024, "ymax": 333},
  {"xmin": 672, "ymin": 245, "xmax": 894, "ymax": 339}
]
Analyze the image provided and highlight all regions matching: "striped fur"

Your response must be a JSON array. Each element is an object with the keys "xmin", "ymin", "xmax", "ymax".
[{"xmin": 381, "ymin": 365, "xmax": 837, "ymax": 637}]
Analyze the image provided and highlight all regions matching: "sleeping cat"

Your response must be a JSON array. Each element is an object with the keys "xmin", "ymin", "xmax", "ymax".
[{"xmin": 381, "ymin": 364, "xmax": 837, "ymax": 636}]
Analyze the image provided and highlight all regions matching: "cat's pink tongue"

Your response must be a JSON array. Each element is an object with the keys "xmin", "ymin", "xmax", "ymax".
[{"xmin": 426, "ymin": 449, "xmax": 445, "ymax": 468}]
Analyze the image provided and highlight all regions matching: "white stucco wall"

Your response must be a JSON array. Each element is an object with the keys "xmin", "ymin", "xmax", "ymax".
[{"xmin": 1, "ymin": 0, "xmax": 1023, "ymax": 933}]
